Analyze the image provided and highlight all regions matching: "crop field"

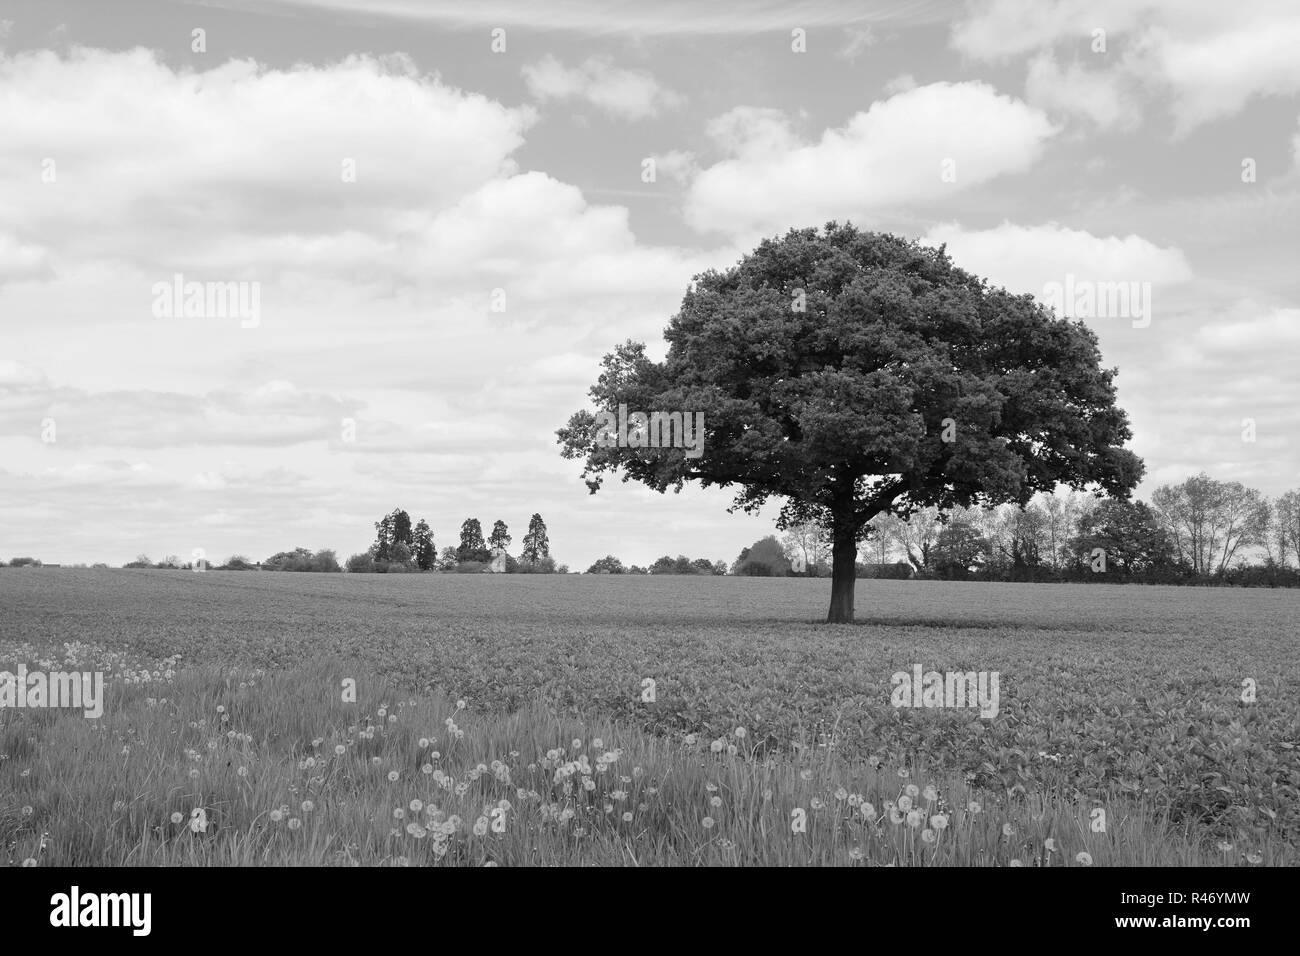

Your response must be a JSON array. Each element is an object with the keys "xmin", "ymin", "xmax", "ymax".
[{"xmin": 2, "ymin": 569, "xmax": 1297, "ymax": 867}]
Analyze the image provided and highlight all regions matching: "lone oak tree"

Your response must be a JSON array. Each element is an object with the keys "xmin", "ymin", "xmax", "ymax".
[{"xmin": 557, "ymin": 224, "xmax": 1143, "ymax": 623}]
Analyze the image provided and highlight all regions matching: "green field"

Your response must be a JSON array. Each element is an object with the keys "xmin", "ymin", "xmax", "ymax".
[{"xmin": 2, "ymin": 570, "xmax": 1296, "ymax": 866}]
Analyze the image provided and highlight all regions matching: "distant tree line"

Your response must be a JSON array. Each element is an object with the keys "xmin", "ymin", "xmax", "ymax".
[
  {"xmin": 779, "ymin": 473, "xmax": 1300, "ymax": 587},
  {"xmin": 346, "ymin": 510, "xmax": 567, "ymax": 574},
  {"xmin": 585, "ymin": 554, "xmax": 728, "ymax": 575},
  {"xmin": 11, "ymin": 473, "xmax": 1295, "ymax": 586}
]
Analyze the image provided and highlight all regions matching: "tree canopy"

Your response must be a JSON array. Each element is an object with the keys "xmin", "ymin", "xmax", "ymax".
[{"xmin": 559, "ymin": 223, "xmax": 1143, "ymax": 621}]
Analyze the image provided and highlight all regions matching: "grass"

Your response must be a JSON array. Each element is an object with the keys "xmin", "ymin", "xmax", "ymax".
[{"xmin": 1, "ymin": 569, "xmax": 1296, "ymax": 865}]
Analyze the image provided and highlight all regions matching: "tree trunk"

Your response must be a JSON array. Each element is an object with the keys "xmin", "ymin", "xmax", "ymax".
[{"xmin": 827, "ymin": 518, "xmax": 858, "ymax": 624}]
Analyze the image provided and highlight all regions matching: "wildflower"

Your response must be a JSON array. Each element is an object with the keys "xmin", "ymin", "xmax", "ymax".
[
  {"xmin": 888, "ymin": 808, "xmax": 904, "ymax": 825},
  {"xmin": 930, "ymin": 814, "xmax": 949, "ymax": 831},
  {"xmin": 904, "ymin": 784, "xmax": 920, "ymax": 799},
  {"xmin": 710, "ymin": 796, "xmax": 722, "ymax": 808},
  {"xmin": 861, "ymin": 803, "xmax": 877, "ymax": 822},
  {"xmin": 810, "ymin": 797, "xmax": 825, "ymax": 810},
  {"xmin": 572, "ymin": 738, "xmax": 582, "ymax": 750},
  {"xmin": 1009, "ymin": 858, "xmax": 1023, "ymax": 867},
  {"xmin": 967, "ymin": 801, "xmax": 981, "ymax": 814},
  {"xmin": 593, "ymin": 738, "xmax": 603, "ymax": 749},
  {"xmin": 377, "ymin": 707, "xmax": 387, "ymax": 718},
  {"xmin": 457, "ymin": 700, "xmax": 466, "ymax": 710},
  {"xmin": 922, "ymin": 785, "xmax": 938, "ymax": 803},
  {"xmin": 409, "ymin": 799, "xmax": 424, "ymax": 813},
  {"xmin": 684, "ymin": 734, "xmax": 697, "ymax": 745},
  {"xmin": 189, "ymin": 769, "xmax": 199, "ymax": 779},
  {"xmin": 216, "ymin": 705, "xmax": 225, "ymax": 714},
  {"xmin": 1075, "ymin": 851, "xmax": 1093, "ymax": 866},
  {"xmin": 1216, "ymin": 841, "xmax": 1234, "ymax": 853},
  {"xmin": 388, "ymin": 715, "xmax": 397, "ymax": 724},
  {"xmin": 906, "ymin": 809, "xmax": 923, "ymax": 828},
  {"xmin": 422, "ymin": 763, "xmax": 433, "ymax": 774},
  {"xmin": 301, "ymin": 800, "xmax": 314, "ymax": 812},
  {"xmin": 371, "ymin": 756, "xmax": 382, "ymax": 766},
  {"xmin": 393, "ymin": 807, "xmax": 405, "ymax": 820},
  {"xmin": 1044, "ymin": 837, "xmax": 1057, "ymax": 853},
  {"xmin": 710, "ymin": 739, "xmax": 724, "ymax": 754},
  {"xmin": 21, "ymin": 806, "xmax": 33, "ymax": 817},
  {"xmin": 834, "ymin": 787, "xmax": 848, "ymax": 801},
  {"xmin": 387, "ymin": 770, "xmax": 399, "ymax": 782},
  {"xmin": 897, "ymin": 767, "xmax": 910, "ymax": 779},
  {"xmin": 1002, "ymin": 823, "xmax": 1014, "ymax": 837},
  {"xmin": 170, "ymin": 811, "xmax": 184, "ymax": 825},
  {"xmin": 727, "ymin": 744, "xmax": 737, "ymax": 755},
  {"xmin": 800, "ymin": 769, "xmax": 812, "ymax": 781},
  {"xmin": 897, "ymin": 796, "xmax": 912, "ymax": 812},
  {"xmin": 921, "ymin": 829, "xmax": 936, "ymax": 843},
  {"xmin": 270, "ymin": 810, "xmax": 284, "ymax": 823},
  {"xmin": 335, "ymin": 745, "xmax": 346, "ymax": 756},
  {"xmin": 622, "ymin": 812, "xmax": 633, "ymax": 822},
  {"xmin": 473, "ymin": 817, "xmax": 489, "ymax": 836},
  {"xmin": 702, "ymin": 816, "xmax": 714, "ymax": 829},
  {"xmin": 849, "ymin": 846, "xmax": 864, "ymax": 861},
  {"xmin": 734, "ymin": 727, "xmax": 747, "ymax": 739}
]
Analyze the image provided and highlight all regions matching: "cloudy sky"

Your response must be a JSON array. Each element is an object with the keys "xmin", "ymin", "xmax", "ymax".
[{"xmin": 1, "ymin": 0, "xmax": 1298, "ymax": 568}]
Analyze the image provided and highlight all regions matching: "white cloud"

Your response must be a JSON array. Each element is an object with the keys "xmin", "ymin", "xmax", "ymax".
[
  {"xmin": 0, "ymin": 48, "xmax": 533, "ymax": 272},
  {"xmin": 522, "ymin": 55, "xmax": 680, "ymax": 120},
  {"xmin": 0, "ymin": 232, "xmax": 49, "ymax": 282},
  {"xmin": 1024, "ymin": 52, "xmax": 1136, "ymax": 129},
  {"xmin": 951, "ymin": 0, "xmax": 1300, "ymax": 132},
  {"xmin": 837, "ymin": 27, "xmax": 877, "ymax": 61},
  {"xmin": 0, "ymin": 360, "xmax": 48, "ymax": 388},
  {"xmin": 882, "ymin": 73, "xmax": 917, "ymax": 96},
  {"xmin": 921, "ymin": 221, "xmax": 1194, "ymax": 295},
  {"xmin": 238, "ymin": 0, "xmax": 935, "ymax": 35},
  {"xmin": 683, "ymin": 83, "xmax": 1057, "ymax": 240}
]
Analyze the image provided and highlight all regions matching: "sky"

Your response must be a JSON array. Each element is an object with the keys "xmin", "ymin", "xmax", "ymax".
[{"xmin": 1, "ymin": 0, "xmax": 1298, "ymax": 568}]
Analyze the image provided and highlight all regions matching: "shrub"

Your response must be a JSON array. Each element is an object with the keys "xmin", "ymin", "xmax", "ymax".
[
  {"xmin": 732, "ymin": 536, "xmax": 791, "ymax": 577},
  {"xmin": 515, "ymin": 556, "xmax": 559, "ymax": 574},
  {"xmin": 345, "ymin": 552, "xmax": 375, "ymax": 573},
  {"xmin": 219, "ymin": 555, "xmax": 258, "ymax": 571},
  {"xmin": 858, "ymin": 561, "xmax": 915, "ymax": 579}
]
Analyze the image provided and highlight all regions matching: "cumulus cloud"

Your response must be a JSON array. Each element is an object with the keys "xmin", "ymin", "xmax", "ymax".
[
  {"xmin": 0, "ymin": 375, "xmax": 364, "ymax": 448},
  {"xmin": 522, "ymin": 55, "xmax": 680, "ymax": 120},
  {"xmin": 951, "ymin": 0, "xmax": 1300, "ymax": 133},
  {"xmin": 921, "ymin": 220, "xmax": 1194, "ymax": 297},
  {"xmin": 1024, "ymin": 52, "xmax": 1137, "ymax": 129},
  {"xmin": 682, "ymin": 83, "xmax": 1057, "ymax": 240},
  {"xmin": 0, "ymin": 47, "xmax": 533, "ymax": 272}
]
